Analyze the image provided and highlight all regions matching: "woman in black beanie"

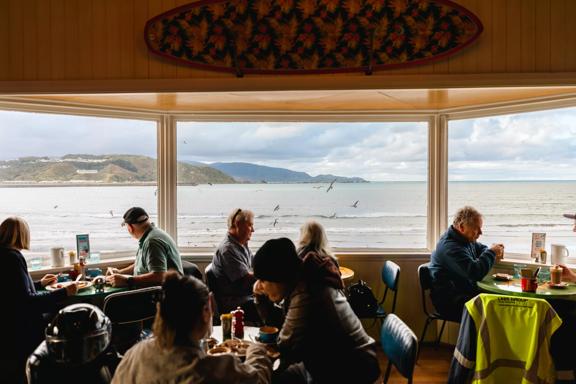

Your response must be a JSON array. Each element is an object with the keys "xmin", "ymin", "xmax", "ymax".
[{"xmin": 253, "ymin": 238, "xmax": 380, "ymax": 384}]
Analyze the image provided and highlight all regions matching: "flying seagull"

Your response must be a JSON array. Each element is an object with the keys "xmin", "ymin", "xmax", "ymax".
[
  {"xmin": 53, "ymin": 205, "xmax": 58, "ymax": 209},
  {"xmin": 183, "ymin": 140, "xmax": 188, "ymax": 144},
  {"xmin": 273, "ymin": 218, "xmax": 279, "ymax": 227},
  {"xmin": 350, "ymin": 200, "xmax": 359, "ymax": 208},
  {"xmin": 273, "ymin": 204, "xmax": 280, "ymax": 212},
  {"xmin": 109, "ymin": 210, "xmax": 114, "ymax": 217},
  {"xmin": 326, "ymin": 179, "xmax": 337, "ymax": 193}
]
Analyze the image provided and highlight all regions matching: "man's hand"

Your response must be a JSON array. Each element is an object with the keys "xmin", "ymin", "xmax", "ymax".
[
  {"xmin": 65, "ymin": 282, "xmax": 78, "ymax": 296},
  {"xmin": 106, "ymin": 267, "xmax": 120, "ymax": 276},
  {"xmin": 490, "ymin": 243, "xmax": 505, "ymax": 260},
  {"xmin": 106, "ymin": 274, "xmax": 130, "ymax": 287},
  {"xmin": 559, "ymin": 264, "xmax": 576, "ymax": 283},
  {"xmin": 40, "ymin": 274, "xmax": 58, "ymax": 287},
  {"xmin": 253, "ymin": 280, "xmax": 265, "ymax": 296}
]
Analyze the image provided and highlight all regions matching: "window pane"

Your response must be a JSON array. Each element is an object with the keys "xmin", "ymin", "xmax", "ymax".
[
  {"xmin": 0, "ymin": 110, "xmax": 157, "ymax": 268},
  {"xmin": 177, "ymin": 121, "xmax": 428, "ymax": 249},
  {"xmin": 448, "ymin": 108, "xmax": 576, "ymax": 255}
]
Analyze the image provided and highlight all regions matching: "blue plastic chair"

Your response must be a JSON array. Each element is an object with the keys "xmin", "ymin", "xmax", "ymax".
[
  {"xmin": 380, "ymin": 314, "xmax": 418, "ymax": 384},
  {"xmin": 359, "ymin": 260, "xmax": 400, "ymax": 325}
]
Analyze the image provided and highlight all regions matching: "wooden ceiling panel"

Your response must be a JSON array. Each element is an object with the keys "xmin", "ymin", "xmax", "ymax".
[{"xmin": 11, "ymin": 87, "xmax": 576, "ymax": 112}]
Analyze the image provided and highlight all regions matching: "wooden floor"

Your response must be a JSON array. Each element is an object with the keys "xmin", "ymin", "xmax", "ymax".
[{"xmin": 376, "ymin": 344, "xmax": 453, "ymax": 383}]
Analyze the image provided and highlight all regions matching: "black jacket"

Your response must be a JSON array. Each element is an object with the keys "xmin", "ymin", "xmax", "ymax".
[{"xmin": 1, "ymin": 246, "xmax": 67, "ymax": 359}]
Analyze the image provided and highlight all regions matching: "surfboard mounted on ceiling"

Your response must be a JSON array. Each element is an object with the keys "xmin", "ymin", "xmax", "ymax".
[{"xmin": 144, "ymin": 0, "xmax": 483, "ymax": 77}]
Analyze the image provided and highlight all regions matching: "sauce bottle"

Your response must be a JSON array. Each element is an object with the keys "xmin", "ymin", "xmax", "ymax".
[{"xmin": 231, "ymin": 307, "xmax": 244, "ymax": 339}]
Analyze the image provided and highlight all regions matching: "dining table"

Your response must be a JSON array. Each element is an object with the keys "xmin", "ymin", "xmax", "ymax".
[{"xmin": 478, "ymin": 275, "xmax": 576, "ymax": 300}]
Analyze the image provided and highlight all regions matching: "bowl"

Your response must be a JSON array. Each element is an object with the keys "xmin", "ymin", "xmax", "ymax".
[{"xmin": 258, "ymin": 326, "xmax": 279, "ymax": 344}]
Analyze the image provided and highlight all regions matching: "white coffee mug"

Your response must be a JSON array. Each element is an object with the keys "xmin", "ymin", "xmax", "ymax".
[
  {"xmin": 50, "ymin": 247, "xmax": 65, "ymax": 267},
  {"xmin": 551, "ymin": 244, "xmax": 570, "ymax": 265}
]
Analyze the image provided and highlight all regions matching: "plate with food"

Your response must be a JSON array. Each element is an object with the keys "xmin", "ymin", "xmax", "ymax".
[
  {"xmin": 46, "ymin": 281, "xmax": 93, "ymax": 291},
  {"xmin": 492, "ymin": 273, "xmax": 513, "ymax": 281},
  {"xmin": 549, "ymin": 282, "xmax": 569, "ymax": 289}
]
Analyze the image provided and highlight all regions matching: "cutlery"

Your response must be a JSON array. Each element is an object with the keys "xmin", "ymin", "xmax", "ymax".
[
  {"xmin": 75, "ymin": 274, "xmax": 83, "ymax": 282},
  {"xmin": 534, "ymin": 267, "xmax": 541, "ymax": 278}
]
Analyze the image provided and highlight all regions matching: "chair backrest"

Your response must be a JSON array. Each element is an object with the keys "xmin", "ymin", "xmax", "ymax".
[
  {"xmin": 417, "ymin": 263, "xmax": 434, "ymax": 317},
  {"xmin": 182, "ymin": 260, "xmax": 203, "ymax": 281},
  {"xmin": 103, "ymin": 286, "xmax": 161, "ymax": 325},
  {"xmin": 204, "ymin": 263, "xmax": 222, "ymax": 316},
  {"xmin": 381, "ymin": 260, "xmax": 401, "ymax": 313},
  {"xmin": 103, "ymin": 286, "xmax": 161, "ymax": 354},
  {"xmin": 381, "ymin": 314, "xmax": 418, "ymax": 381}
]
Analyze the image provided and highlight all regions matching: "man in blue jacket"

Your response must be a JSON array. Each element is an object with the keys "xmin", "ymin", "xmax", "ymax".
[{"xmin": 429, "ymin": 206, "xmax": 504, "ymax": 321}]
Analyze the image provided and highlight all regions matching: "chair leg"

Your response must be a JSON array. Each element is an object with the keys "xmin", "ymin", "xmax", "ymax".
[
  {"xmin": 417, "ymin": 317, "xmax": 432, "ymax": 360},
  {"xmin": 383, "ymin": 361, "xmax": 392, "ymax": 384},
  {"xmin": 435, "ymin": 320, "xmax": 447, "ymax": 349}
]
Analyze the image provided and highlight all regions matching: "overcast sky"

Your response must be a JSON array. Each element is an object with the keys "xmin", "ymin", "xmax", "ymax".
[{"xmin": 1, "ymin": 108, "xmax": 576, "ymax": 181}]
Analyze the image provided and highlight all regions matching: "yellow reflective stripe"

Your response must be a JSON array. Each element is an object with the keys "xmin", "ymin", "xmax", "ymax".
[
  {"xmin": 453, "ymin": 348, "xmax": 475, "ymax": 369},
  {"xmin": 473, "ymin": 358, "xmax": 526, "ymax": 380},
  {"xmin": 525, "ymin": 308, "xmax": 555, "ymax": 384}
]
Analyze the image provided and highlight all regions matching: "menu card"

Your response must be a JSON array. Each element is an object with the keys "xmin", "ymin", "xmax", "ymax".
[{"xmin": 531, "ymin": 233, "xmax": 546, "ymax": 260}]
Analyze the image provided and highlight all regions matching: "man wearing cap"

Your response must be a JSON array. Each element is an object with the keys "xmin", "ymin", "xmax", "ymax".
[
  {"xmin": 211, "ymin": 208, "xmax": 258, "ymax": 321},
  {"xmin": 106, "ymin": 207, "xmax": 183, "ymax": 288}
]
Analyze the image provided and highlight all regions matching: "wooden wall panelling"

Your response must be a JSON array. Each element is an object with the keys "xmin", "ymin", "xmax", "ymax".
[
  {"xmin": 474, "ymin": 0, "xmax": 492, "ymax": 73},
  {"xmin": 76, "ymin": 0, "xmax": 94, "ymax": 79},
  {"xmin": 133, "ymin": 0, "xmax": 150, "ymax": 79},
  {"xmin": 505, "ymin": 0, "xmax": 522, "ymax": 72},
  {"xmin": 566, "ymin": 0, "xmax": 576, "ymax": 71},
  {"xmin": 550, "ymin": 0, "xmax": 566, "ymax": 72},
  {"xmin": 8, "ymin": 0, "xmax": 25, "ymax": 80},
  {"xmin": 22, "ymin": 0, "xmax": 38, "ymax": 80},
  {"xmin": 106, "ymin": 0, "xmax": 122, "ymax": 78},
  {"xmin": 64, "ymin": 0, "xmax": 80, "ymax": 79},
  {"xmin": 0, "ymin": 1, "xmax": 8, "ymax": 80},
  {"xmin": 49, "ymin": 0, "xmax": 66, "ymax": 80},
  {"xmin": 36, "ymin": 0, "xmax": 52, "ymax": 80},
  {"xmin": 535, "ymin": 0, "xmax": 551, "ymax": 72},
  {"xmin": 119, "ymin": 0, "xmax": 135, "ymax": 78},
  {"xmin": 91, "ymin": 0, "xmax": 107, "ymax": 79},
  {"xmin": 490, "ymin": 0, "xmax": 506, "ymax": 72},
  {"xmin": 520, "ymin": 0, "xmax": 536, "ymax": 73}
]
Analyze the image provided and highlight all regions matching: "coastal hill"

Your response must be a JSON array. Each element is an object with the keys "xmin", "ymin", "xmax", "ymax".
[
  {"xmin": 0, "ymin": 155, "xmax": 367, "ymax": 185},
  {"xmin": 210, "ymin": 162, "xmax": 367, "ymax": 183},
  {"xmin": 0, "ymin": 155, "xmax": 234, "ymax": 184}
]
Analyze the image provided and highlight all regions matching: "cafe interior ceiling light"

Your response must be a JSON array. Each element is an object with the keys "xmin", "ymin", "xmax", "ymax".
[{"xmin": 145, "ymin": 0, "xmax": 483, "ymax": 77}]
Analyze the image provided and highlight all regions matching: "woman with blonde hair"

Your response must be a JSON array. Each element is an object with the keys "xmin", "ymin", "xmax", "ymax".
[
  {"xmin": 0, "ymin": 216, "xmax": 77, "ymax": 383},
  {"xmin": 113, "ymin": 272, "xmax": 271, "ymax": 383},
  {"xmin": 298, "ymin": 220, "xmax": 335, "ymax": 259}
]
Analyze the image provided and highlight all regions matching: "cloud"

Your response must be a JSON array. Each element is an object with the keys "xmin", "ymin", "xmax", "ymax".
[
  {"xmin": 449, "ymin": 108, "xmax": 576, "ymax": 180},
  {"xmin": 0, "ymin": 111, "xmax": 156, "ymax": 160}
]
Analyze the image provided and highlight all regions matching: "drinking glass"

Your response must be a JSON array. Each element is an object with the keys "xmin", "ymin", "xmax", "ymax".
[{"xmin": 513, "ymin": 264, "xmax": 526, "ymax": 279}]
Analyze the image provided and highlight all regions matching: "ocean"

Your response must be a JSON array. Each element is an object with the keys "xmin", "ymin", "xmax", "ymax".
[{"xmin": 1, "ymin": 181, "xmax": 575, "ymax": 265}]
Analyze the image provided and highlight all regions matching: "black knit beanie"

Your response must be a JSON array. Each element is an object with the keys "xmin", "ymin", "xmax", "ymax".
[{"xmin": 253, "ymin": 238, "xmax": 302, "ymax": 283}]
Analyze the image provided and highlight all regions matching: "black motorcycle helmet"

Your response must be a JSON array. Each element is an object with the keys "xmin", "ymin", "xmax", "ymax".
[{"xmin": 45, "ymin": 303, "xmax": 111, "ymax": 366}]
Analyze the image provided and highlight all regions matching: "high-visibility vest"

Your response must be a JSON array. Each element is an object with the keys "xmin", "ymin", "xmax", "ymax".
[{"xmin": 465, "ymin": 294, "xmax": 562, "ymax": 384}]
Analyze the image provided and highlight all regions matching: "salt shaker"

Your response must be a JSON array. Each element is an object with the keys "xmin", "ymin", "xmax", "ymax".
[{"xmin": 231, "ymin": 307, "xmax": 244, "ymax": 339}]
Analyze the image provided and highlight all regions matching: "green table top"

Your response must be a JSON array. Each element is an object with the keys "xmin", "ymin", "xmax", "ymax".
[
  {"xmin": 478, "ymin": 276, "xmax": 576, "ymax": 300},
  {"xmin": 74, "ymin": 285, "xmax": 127, "ymax": 297}
]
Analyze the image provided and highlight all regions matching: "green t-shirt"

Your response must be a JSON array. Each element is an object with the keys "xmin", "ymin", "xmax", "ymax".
[{"xmin": 134, "ymin": 224, "xmax": 183, "ymax": 276}]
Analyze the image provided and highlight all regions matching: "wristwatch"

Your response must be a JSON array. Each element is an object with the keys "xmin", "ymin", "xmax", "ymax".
[{"xmin": 127, "ymin": 276, "xmax": 135, "ymax": 289}]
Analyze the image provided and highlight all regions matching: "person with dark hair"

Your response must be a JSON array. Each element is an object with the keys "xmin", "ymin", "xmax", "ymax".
[
  {"xmin": 211, "ymin": 208, "xmax": 259, "ymax": 321},
  {"xmin": 106, "ymin": 207, "xmax": 183, "ymax": 288},
  {"xmin": 429, "ymin": 206, "xmax": 505, "ymax": 321},
  {"xmin": 253, "ymin": 238, "xmax": 380, "ymax": 384},
  {"xmin": 112, "ymin": 272, "xmax": 271, "ymax": 384},
  {"xmin": 0, "ymin": 216, "xmax": 78, "ymax": 384}
]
